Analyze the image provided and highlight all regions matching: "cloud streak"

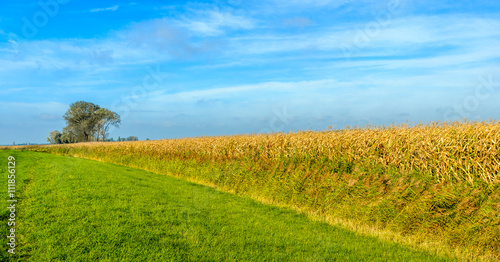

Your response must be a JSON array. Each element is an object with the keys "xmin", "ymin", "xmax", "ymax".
[
  {"xmin": 90, "ymin": 5, "xmax": 119, "ymax": 13},
  {"xmin": 179, "ymin": 10, "xmax": 255, "ymax": 36}
]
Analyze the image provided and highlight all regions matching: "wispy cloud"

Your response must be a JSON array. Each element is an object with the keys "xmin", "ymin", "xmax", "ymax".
[
  {"xmin": 179, "ymin": 10, "xmax": 255, "ymax": 36},
  {"xmin": 151, "ymin": 79, "xmax": 339, "ymax": 102},
  {"xmin": 223, "ymin": 15, "xmax": 500, "ymax": 56},
  {"xmin": 1, "ymin": 12, "xmax": 498, "ymax": 79},
  {"xmin": 272, "ymin": 0, "xmax": 351, "ymax": 7},
  {"xmin": 90, "ymin": 5, "xmax": 119, "ymax": 13}
]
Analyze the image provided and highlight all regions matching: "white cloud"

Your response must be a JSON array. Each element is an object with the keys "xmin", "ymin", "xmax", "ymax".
[
  {"xmin": 179, "ymin": 10, "xmax": 255, "ymax": 36},
  {"xmin": 224, "ymin": 15, "xmax": 500, "ymax": 56},
  {"xmin": 135, "ymin": 73, "xmax": 500, "ymax": 133},
  {"xmin": 271, "ymin": 0, "xmax": 351, "ymax": 8},
  {"xmin": 150, "ymin": 79, "xmax": 340, "ymax": 103},
  {"xmin": 90, "ymin": 5, "xmax": 119, "ymax": 13},
  {"xmin": 6, "ymin": 9, "xmax": 496, "ymax": 75}
]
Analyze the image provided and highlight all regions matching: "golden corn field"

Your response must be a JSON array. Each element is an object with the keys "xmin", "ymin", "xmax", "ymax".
[
  {"xmin": 40, "ymin": 120, "xmax": 500, "ymax": 183},
  {"xmin": 8, "ymin": 120, "xmax": 500, "ymax": 260}
]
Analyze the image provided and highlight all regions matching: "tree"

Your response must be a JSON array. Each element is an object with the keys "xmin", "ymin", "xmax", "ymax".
[
  {"xmin": 63, "ymin": 101, "xmax": 101, "ymax": 142},
  {"xmin": 126, "ymin": 136, "xmax": 139, "ymax": 141},
  {"xmin": 47, "ymin": 130, "xmax": 62, "ymax": 144},
  {"xmin": 96, "ymin": 108, "xmax": 121, "ymax": 142},
  {"xmin": 61, "ymin": 101, "xmax": 121, "ymax": 143},
  {"xmin": 61, "ymin": 126, "xmax": 78, "ymax": 143}
]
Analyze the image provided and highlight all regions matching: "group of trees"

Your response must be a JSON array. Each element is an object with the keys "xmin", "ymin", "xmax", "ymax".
[
  {"xmin": 116, "ymin": 136, "xmax": 139, "ymax": 141},
  {"xmin": 47, "ymin": 101, "xmax": 121, "ymax": 144}
]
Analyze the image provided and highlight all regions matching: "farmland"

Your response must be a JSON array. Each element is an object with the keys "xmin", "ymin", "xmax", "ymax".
[
  {"xmin": 3, "ymin": 120, "xmax": 500, "ymax": 260},
  {"xmin": 0, "ymin": 150, "xmax": 452, "ymax": 261}
]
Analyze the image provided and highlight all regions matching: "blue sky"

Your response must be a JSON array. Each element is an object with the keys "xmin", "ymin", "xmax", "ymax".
[{"xmin": 1, "ymin": 0, "xmax": 500, "ymax": 144}]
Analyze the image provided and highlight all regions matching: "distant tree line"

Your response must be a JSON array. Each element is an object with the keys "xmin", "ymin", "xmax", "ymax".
[
  {"xmin": 117, "ymin": 136, "xmax": 139, "ymax": 142},
  {"xmin": 47, "ymin": 101, "xmax": 121, "ymax": 144}
]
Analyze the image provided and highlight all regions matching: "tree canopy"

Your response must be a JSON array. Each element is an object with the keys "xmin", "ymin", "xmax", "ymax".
[
  {"xmin": 47, "ymin": 101, "xmax": 121, "ymax": 144},
  {"xmin": 47, "ymin": 130, "xmax": 62, "ymax": 144}
]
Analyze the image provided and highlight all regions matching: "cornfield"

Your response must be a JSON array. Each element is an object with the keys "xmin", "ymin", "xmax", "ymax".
[{"xmin": 39, "ymin": 120, "xmax": 500, "ymax": 184}]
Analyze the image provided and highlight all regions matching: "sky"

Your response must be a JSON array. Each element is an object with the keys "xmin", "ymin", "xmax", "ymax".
[{"xmin": 1, "ymin": 0, "xmax": 500, "ymax": 145}]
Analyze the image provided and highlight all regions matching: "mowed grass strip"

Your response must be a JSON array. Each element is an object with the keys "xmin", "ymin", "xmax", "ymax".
[{"xmin": 0, "ymin": 151, "xmax": 453, "ymax": 261}]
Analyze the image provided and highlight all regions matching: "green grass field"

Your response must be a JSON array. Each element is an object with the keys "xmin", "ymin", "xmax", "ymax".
[{"xmin": 0, "ymin": 150, "xmax": 455, "ymax": 261}]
